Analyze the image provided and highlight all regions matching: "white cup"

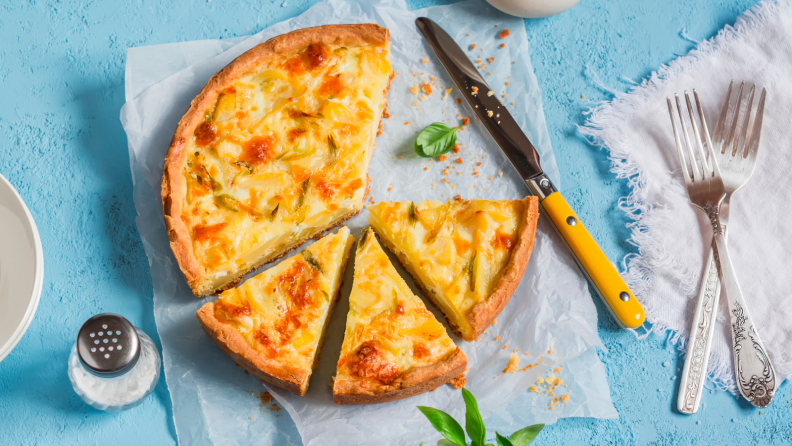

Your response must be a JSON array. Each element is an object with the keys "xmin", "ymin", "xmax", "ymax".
[{"xmin": 485, "ymin": 0, "xmax": 581, "ymax": 18}]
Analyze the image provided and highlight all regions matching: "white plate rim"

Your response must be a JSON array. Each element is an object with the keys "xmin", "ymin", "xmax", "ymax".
[{"xmin": 0, "ymin": 173, "xmax": 44, "ymax": 363}]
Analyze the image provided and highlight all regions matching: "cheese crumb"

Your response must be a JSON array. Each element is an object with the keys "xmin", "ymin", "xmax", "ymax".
[
  {"xmin": 502, "ymin": 353, "xmax": 519, "ymax": 374},
  {"xmin": 421, "ymin": 58, "xmax": 429, "ymax": 63},
  {"xmin": 499, "ymin": 29, "xmax": 510, "ymax": 39},
  {"xmin": 470, "ymin": 44, "xmax": 476, "ymax": 50},
  {"xmin": 487, "ymin": 90, "xmax": 494, "ymax": 97},
  {"xmin": 410, "ymin": 85, "xmax": 419, "ymax": 95},
  {"xmin": 487, "ymin": 110, "xmax": 493, "ymax": 117}
]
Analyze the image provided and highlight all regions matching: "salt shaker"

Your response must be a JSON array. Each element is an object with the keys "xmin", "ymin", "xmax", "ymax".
[{"xmin": 67, "ymin": 313, "xmax": 161, "ymax": 411}]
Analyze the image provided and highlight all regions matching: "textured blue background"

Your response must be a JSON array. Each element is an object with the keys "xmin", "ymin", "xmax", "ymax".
[{"xmin": 1, "ymin": 0, "xmax": 790, "ymax": 444}]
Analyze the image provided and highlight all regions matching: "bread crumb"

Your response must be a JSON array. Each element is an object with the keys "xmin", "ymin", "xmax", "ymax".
[
  {"xmin": 422, "ymin": 83, "xmax": 433, "ymax": 95},
  {"xmin": 455, "ymin": 158, "xmax": 463, "ymax": 164},
  {"xmin": 487, "ymin": 90, "xmax": 494, "ymax": 97},
  {"xmin": 404, "ymin": 121, "xmax": 410, "ymax": 125},
  {"xmin": 494, "ymin": 335, "xmax": 500, "ymax": 341},
  {"xmin": 487, "ymin": 57, "xmax": 495, "ymax": 64},
  {"xmin": 470, "ymin": 43, "xmax": 476, "ymax": 50},
  {"xmin": 452, "ymin": 144, "xmax": 460, "ymax": 153},
  {"xmin": 462, "ymin": 117, "xmax": 470, "ymax": 126},
  {"xmin": 449, "ymin": 372, "xmax": 467, "ymax": 389},
  {"xmin": 502, "ymin": 353, "xmax": 519, "ymax": 373},
  {"xmin": 487, "ymin": 110, "xmax": 493, "ymax": 117},
  {"xmin": 499, "ymin": 43, "xmax": 505, "ymax": 49},
  {"xmin": 422, "ymin": 58, "xmax": 429, "ymax": 63},
  {"xmin": 471, "ymin": 86, "xmax": 479, "ymax": 96},
  {"xmin": 410, "ymin": 85, "xmax": 419, "ymax": 95},
  {"xmin": 456, "ymin": 98, "xmax": 462, "ymax": 104},
  {"xmin": 502, "ymin": 344, "xmax": 508, "ymax": 349},
  {"xmin": 499, "ymin": 29, "xmax": 510, "ymax": 39},
  {"xmin": 438, "ymin": 155, "xmax": 449, "ymax": 162}
]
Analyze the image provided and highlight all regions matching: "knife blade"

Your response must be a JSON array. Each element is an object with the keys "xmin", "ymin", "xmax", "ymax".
[{"xmin": 416, "ymin": 17, "xmax": 645, "ymax": 329}]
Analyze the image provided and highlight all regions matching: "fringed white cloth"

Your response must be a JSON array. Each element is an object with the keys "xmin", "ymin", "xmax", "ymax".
[{"xmin": 580, "ymin": 0, "xmax": 792, "ymax": 393}]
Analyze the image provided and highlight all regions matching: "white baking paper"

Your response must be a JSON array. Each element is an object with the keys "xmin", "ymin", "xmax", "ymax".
[{"xmin": 120, "ymin": 1, "xmax": 618, "ymax": 445}]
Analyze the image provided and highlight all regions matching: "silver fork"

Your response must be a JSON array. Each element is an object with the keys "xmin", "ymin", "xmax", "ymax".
[
  {"xmin": 667, "ymin": 87, "xmax": 775, "ymax": 409},
  {"xmin": 676, "ymin": 82, "xmax": 769, "ymax": 413}
]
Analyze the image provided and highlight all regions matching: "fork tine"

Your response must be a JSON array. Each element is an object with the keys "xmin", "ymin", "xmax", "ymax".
[
  {"xmin": 732, "ymin": 84, "xmax": 755, "ymax": 157},
  {"xmin": 676, "ymin": 93, "xmax": 701, "ymax": 180},
  {"xmin": 667, "ymin": 97, "xmax": 692, "ymax": 182},
  {"xmin": 745, "ymin": 87, "xmax": 766, "ymax": 161},
  {"xmin": 725, "ymin": 82, "xmax": 745, "ymax": 152},
  {"xmin": 693, "ymin": 89, "xmax": 723, "ymax": 180},
  {"xmin": 685, "ymin": 91, "xmax": 711, "ymax": 176},
  {"xmin": 712, "ymin": 80, "xmax": 733, "ymax": 147}
]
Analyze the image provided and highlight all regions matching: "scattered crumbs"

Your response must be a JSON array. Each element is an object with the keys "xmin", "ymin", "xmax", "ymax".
[
  {"xmin": 502, "ymin": 344, "xmax": 508, "ymax": 350},
  {"xmin": 471, "ymin": 86, "xmax": 479, "ymax": 95},
  {"xmin": 387, "ymin": 187, "xmax": 392, "ymax": 192},
  {"xmin": 511, "ymin": 101, "xmax": 515, "ymax": 106},
  {"xmin": 449, "ymin": 372, "xmax": 467, "ymax": 389},
  {"xmin": 487, "ymin": 110, "xmax": 493, "ymax": 117},
  {"xmin": 499, "ymin": 29, "xmax": 510, "ymax": 39},
  {"xmin": 404, "ymin": 121, "xmax": 410, "ymax": 125},
  {"xmin": 410, "ymin": 85, "xmax": 418, "ymax": 95},
  {"xmin": 502, "ymin": 353, "xmax": 520, "ymax": 373},
  {"xmin": 476, "ymin": 161, "xmax": 482, "ymax": 166},
  {"xmin": 493, "ymin": 319, "xmax": 497, "ymax": 325},
  {"xmin": 438, "ymin": 155, "xmax": 449, "ymax": 162},
  {"xmin": 455, "ymin": 158, "xmax": 463, "ymax": 164},
  {"xmin": 397, "ymin": 156, "xmax": 402, "ymax": 159},
  {"xmin": 456, "ymin": 98, "xmax": 462, "ymax": 104},
  {"xmin": 470, "ymin": 43, "xmax": 476, "ymax": 50},
  {"xmin": 423, "ymin": 167, "xmax": 428, "ymax": 171},
  {"xmin": 499, "ymin": 43, "xmax": 505, "ymax": 49},
  {"xmin": 581, "ymin": 94, "xmax": 586, "ymax": 99},
  {"xmin": 422, "ymin": 83, "xmax": 433, "ymax": 95},
  {"xmin": 412, "ymin": 100, "xmax": 418, "ymax": 106},
  {"xmin": 454, "ymin": 194, "xmax": 462, "ymax": 200},
  {"xmin": 487, "ymin": 57, "xmax": 496, "ymax": 64},
  {"xmin": 487, "ymin": 90, "xmax": 494, "ymax": 97},
  {"xmin": 494, "ymin": 335, "xmax": 501, "ymax": 341},
  {"xmin": 505, "ymin": 81, "xmax": 510, "ymax": 85},
  {"xmin": 452, "ymin": 144, "xmax": 460, "ymax": 153},
  {"xmin": 421, "ymin": 58, "xmax": 429, "ymax": 63},
  {"xmin": 420, "ymin": 95, "xmax": 428, "ymax": 101},
  {"xmin": 462, "ymin": 117, "xmax": 470, "ymax": 126},
  {"xmin": 478, "ymin": 64, "xmax": 485, "ymax": 69}
]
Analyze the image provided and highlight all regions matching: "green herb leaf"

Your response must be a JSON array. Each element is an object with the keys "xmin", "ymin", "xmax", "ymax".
[
  {"xmin": 328, "ymin": 135, "xmax": 339, "ymax": 161},
  {"xmin": 496, "ymin": 433, "xmax": 514, "ymax": 446},
  {"xmin": 508, "ymin": 424, "xmax": 544, "ymax": 446},
  {"xmin": 269, "ymin": 203, "xmax": 280, "ymax": 221},
  {"xmin": 296, "ymin": 176, "xmax": 311, "ymax": 209},
  {"xmin": 358, "ymin": 226, "xmax": 372, "ymax": 250},
  {"xmin": 414, "ymin": 123, "xmax": 460, "ymax": 158},
  {"xmin": 408, "ymin": 201, "xmax": 418, "ymax": 226},
  {"xmin": 301, "ymin": 250, "xmax": 324, "ymax": 274},
  {"xmin": 417, "ymin": 406, "xmax": 466, "ymax": 446},
  {"xmin": 462, "ymin": 388, "xmax": 486, "ymax": 446},
  {"xmin": 214, "ymin": 194, "xmax": 241, "ymax": 212},
  {"xmin": 438, "ymin": 441, "xmax": 460, "ymax": 446},
  {"xmin": 467, "ymin": 252, "xmax": 477, "ymax": 292}
]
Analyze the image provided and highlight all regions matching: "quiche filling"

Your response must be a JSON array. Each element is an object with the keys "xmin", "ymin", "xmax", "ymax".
[
  {"xmin": 200, "ymin": 227, "xmax": 354, "ymax": 390},
  {"xmin": 368, "ymin": 198, "xmax": 532, "ymax": 340},
  {"xmin": 334, "ymin": 228, "xmax": 459, "ymax": 392},
  {"xmin": 181, "ymin": 38, "xmax": 392, "ymax": 292}
]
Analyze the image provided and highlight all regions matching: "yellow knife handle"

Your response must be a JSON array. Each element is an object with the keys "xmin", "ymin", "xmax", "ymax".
[{"xmin": 541, "ymin": 191, "xmax": 645, "ymax": 328}]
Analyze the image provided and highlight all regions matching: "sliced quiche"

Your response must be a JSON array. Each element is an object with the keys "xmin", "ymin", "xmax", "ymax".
[
  {"xmin": 197, "ymin": 227, "xmax": 354, "ymax": 396},
  {"xmin": 163, "ymin": 25, "xmax": 393, "ymax": 296},
  {"xmin": 333, "ymin": 227, "xmax": 467, "ymax": 405},
  {"xmin": 368, "ymin": 197, "xmax": 539, "ymax": 341}
]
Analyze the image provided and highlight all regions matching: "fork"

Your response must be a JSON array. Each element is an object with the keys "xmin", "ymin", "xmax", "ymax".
[
  {"xmin": 676, "ymin": 82, "xmax": 770, "ymax": 413},
  {"xmin": 667, "ymin": 87, "xmax": 775, "ymax": 409}
]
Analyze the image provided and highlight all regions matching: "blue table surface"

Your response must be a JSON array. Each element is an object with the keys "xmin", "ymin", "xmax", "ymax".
[{"xmin": 2, "ymin": 0, "xmax": 790, "ymax": 444}]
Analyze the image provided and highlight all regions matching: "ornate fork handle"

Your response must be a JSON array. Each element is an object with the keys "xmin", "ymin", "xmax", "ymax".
[
  {"xmin": 706, "ymin": 204, "xmax": 776, "ymax": 408},
  {"xmin": 677, "ymin": 226, "xmax": 723, "ymax": 414}
]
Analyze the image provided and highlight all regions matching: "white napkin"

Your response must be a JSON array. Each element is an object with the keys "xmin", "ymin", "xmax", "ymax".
[{"xmin": 581, "ymin": 0, "xmax": 792, "ymax": 392}]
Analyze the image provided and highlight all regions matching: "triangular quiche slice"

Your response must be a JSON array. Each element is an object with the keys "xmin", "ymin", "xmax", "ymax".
[
  {"xmin": 368, "ymin": 196, "xmax": 539, "ymax": 341},
  {"xmin": 333, "ymin": 228, "xmax": 467, "ymax": 405},
  {"xmin": 197, "ymin": 226, "xmax": 354, "ymax": 396},
  {"xmin": 163, "ymin": 24, "xmax": 394, "ymax": 296}
]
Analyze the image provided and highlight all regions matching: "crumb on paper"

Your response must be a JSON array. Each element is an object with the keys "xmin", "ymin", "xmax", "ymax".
[
  {"xmin": 455, "ymin": 158, "xmax": 463, "ymax": 164},
  {"xmin": 499, "ymin": 43, "xmax": 505, "ymax": 49},
  {"xmin": 471, "ymin": 86, "xmax": 479, "ymax": 95},
  {"xmin": 456, "ymin": 98, "xmax": 462, "ymax": 104},
  {"xmin": 502, "ymin": 344, "xmax": 508, "ymax": 350},
  {"xmin": 494, "ymin": 335, "xmax": 500, "ymax": 341},
  {"xmin": 404, "ymin": 121, "xmax": 410, "ymax": 125},
  {"xmin": 454, "ymin": 194, "xmax": 462, "ymax": 200},
  {"xmin": 452, "ymin": 144, "xmax": 460, "ymax": 153},
  {"xmin": 410, "ymin": 85, "xmax": 419, "ymax": 95},
  {"xmin": 462, "ymin": 117, "xmax": 470, "ymax": 126},
  {"xmin": 502, "ymin": 353, "xmax": 519, "ymax": 374},
  {"xmin": 499, "ymin": 29, "xmax": 510, "ymax": 39},
  {"xmin": 487, "ymin": 57, "xmax": 495, "ymax": 64},
  {"xmin": 449, "ymin": 372, "xmax": 467, "ymax": 389},
  {"xmin": 470, "ymin": 43, "xmax": 476, "ymax": 50},
  {"xmin": 438, "ymin": 155, "xmax": 449, "ymax": 162},
  {"xmin": 422, "ymin": 83, "xmax": 433, "ymax": 95},
  {"xmin": 420, "ymin": 95, "xmax": 428, "ymax": 101},
  {"xmin": 422, "ymin": 58, "xmax": 429, "ymax": 63}
]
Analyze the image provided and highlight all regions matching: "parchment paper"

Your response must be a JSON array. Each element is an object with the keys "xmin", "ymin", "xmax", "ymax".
[{"xmin": 120, "ymin": 1, "xmax": 618, "ymax": 444}]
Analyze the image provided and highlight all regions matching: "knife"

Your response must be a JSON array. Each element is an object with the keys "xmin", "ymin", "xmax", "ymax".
[{"xmin": 416, "ymin": 17, "xmax": 645, "ymax": 329}]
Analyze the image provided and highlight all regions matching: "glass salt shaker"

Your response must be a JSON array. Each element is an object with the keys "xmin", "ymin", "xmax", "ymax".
[{"xmin": 67, "ymin": 313, "xmax": 161, "ymax": 411}]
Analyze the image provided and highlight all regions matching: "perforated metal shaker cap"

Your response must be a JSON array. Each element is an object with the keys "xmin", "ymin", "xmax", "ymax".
[{"xmin": 77, "ymin": 313, "xmax": 140, "ymax": 377}]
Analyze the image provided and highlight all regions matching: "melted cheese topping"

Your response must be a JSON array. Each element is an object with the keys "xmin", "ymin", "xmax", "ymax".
[
  {"xmin": 211, "ymin": 227, "xmax": 354, "ymax": 372},
  {"xmin": 336, "ymin": 228, "xmax": 457, "ymax": 386},
  {"xmin": 368, "ymin": 198, "xmax": 525, "ymax": 338},
  {"xmin": 182, "ymin": 41, "xmax": 391, "ymax": 289}
]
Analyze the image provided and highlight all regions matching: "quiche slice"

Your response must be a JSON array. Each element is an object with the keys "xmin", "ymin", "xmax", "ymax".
[
  {"xmin": 196, "ymin": 226, "xmax": 354, "ymax": 396},
  {"xmin": 368, "ymin": 196, "xmax": 539, "ymax": 341},
  {"xmin": 333, "ymin": 228, "xmax": 467, "ymax": 405},
  {"xmin": 162, "ymin": 25, "xmax": 393, "ymax": 296}
]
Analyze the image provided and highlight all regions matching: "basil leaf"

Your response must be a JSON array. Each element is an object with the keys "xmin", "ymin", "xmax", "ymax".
[
  {"xmin": 462, "ymin": 388, "xmax": 486, "ymax": 446},
  {"xmin": 496, "ymin": 433, "xmax": 514, "ymax": 446},
  {"xmin": 508, "ymin": 424, "xmax": 544, "ymax": 446},
  {"xmin": 417, "ymin": 406, "xmax": 466, "ymax": 446},
  {"xmin": 415, "ymin": 122, "xmax": 460, "ymax": 158},
  {"xmin": 437, "ymin": 441, "xmax": 459, "ymax": 446}
]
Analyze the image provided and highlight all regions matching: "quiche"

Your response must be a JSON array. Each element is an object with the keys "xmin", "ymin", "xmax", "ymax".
[
  {"xmin": 162, "ymin": 24, "xmax": 394, "ymax": 296},
  {"xmin": 333, "ymin": 227, "xmax": 467, "ymax": 405},
  {"xmin": 368, "ymin": 197, "xmax": 539, "ymax": 341},
  {"xmin": 196, "ymin": 227, "xmax": 354, "ymax": 396}
]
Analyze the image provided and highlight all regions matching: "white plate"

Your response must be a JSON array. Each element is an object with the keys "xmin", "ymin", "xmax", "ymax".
[{"xmin": 0, "ymin": 174, "xmax": 43, "ymax": 363}]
